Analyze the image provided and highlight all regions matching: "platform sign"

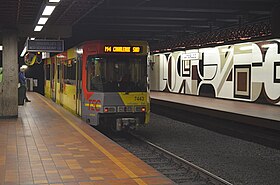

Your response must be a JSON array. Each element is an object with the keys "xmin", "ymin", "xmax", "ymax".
[
  {"xmin": 182, "ymin": 53, "xmax": 199, "ymax": 60},
  {"xmin": 27, "ymin": 39, "xmax": 64, "ymax": 52}
]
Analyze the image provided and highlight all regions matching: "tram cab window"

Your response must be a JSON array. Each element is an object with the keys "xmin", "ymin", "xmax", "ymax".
[{"xmin": 86, "ymin": 55, "xmax": 147, "ymax": 92}]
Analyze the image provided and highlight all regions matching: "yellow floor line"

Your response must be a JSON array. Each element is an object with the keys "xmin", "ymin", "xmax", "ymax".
[{"xmin": 37, "ymin": 94, "xmax": 147, "ymax": 185}]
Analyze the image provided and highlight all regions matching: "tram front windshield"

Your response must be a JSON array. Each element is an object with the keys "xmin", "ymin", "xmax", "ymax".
[{"xmin": 87, "ymin": 55, "xmax": 147, "ymax": 92}]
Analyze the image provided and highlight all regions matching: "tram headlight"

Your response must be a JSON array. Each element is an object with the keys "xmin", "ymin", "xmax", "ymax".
[
  {"xmin": 103, "ymin": 106, "xmax": 116, "ymax": 113},
  {"xmin": 135, "ymin": 106, "xmax": 146, "ymax": 112}
]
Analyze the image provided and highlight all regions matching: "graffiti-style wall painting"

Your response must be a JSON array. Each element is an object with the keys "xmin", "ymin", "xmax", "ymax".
[{"xmin": 150, "ymin": 39, "xmax": 280, "ymax": 106}]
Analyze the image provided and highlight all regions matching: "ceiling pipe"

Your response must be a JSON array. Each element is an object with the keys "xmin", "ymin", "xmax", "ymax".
[
  {"xmin": 54, "ymin": 1, "xmax": 77, "ymax": 24},
  {"xmin": 72, "ymin": 0, "xmax": 105, "ymax": 26}
]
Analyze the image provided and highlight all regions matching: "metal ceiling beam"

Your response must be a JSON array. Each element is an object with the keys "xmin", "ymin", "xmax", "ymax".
[
  {"xmin": 78, "ymin": 22, "xmax": 186, "ymax": 27},
  {"xmin": 105, "ymin": 5, "xmax": 271, "ymax": 14},
  {"xmin": 89, "ymin": 15, "xmax": 209, "ymax": 22},
  {"xmin": 84, "ymin": 28, "xmax": 194, "ymax": 33},
  {"xmin": 72, "ymin": 0, "xmax": 105, "ymax": 25}
]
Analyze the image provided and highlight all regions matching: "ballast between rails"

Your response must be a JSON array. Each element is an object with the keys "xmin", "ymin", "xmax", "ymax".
[{"xmin": 130, "ymin": 133, "xmax": 233, "ymax": 185}]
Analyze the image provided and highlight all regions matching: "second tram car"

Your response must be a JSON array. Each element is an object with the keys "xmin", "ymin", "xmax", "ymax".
[{"xmin": 44, "ymin": 40, "xmax": 150, "ymax": 131}]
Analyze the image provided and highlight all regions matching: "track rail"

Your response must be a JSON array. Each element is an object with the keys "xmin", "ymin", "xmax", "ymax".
[
  {"xmin": 131, "ymin": 133, "xmax": 233, "ymax": 185},
  {"xmin": 104, "ymin": 129, "xmax": 233, "ymax": 185}
]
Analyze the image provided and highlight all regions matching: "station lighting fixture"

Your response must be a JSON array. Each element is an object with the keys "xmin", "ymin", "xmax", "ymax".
[
  {"xmin": 42, "ymin": 6, "xmax": 56, "ymax": 16},
  {"xmin": 34, "ymin": 25, "xmax": 43, "ymax": 32},
  {"xmin": 20, "ymin": 37, "xmax": 36, "ymax": 57},
  {"xmin": 37, "ymin": 17, "xmax": 48, "ymax": 25},
  {"xmin": 20, "ymin": 46, "xmax": 27, "ymax": 57},
  {"xmin": 33, "ymin": 0, "xmax": 61, "ymax": 32}
]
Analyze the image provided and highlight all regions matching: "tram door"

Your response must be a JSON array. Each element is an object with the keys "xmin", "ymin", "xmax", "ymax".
[
  {"xmin": 58, "ymin": 62, "xmax": 63, "ymax": 105},
  {"xmin": 76, "ymin": 56, "xmax": 82, "ymax": 116},
  {"xmin": 51, "ymin": 61, "xmax": 56, "ymax": 102}
]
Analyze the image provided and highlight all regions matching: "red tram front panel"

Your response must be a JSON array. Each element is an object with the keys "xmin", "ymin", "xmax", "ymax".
[{"xmin": 80, "ymin": 40, "xmax": 150, "ymax": 130}]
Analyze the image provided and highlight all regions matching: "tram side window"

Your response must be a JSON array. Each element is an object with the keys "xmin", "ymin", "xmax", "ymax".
[
  {"xmin": 51, "ymin": 63, "xmax": 55, "ymax": 80},
  {"xmin": 86, "ymin": 56, "xmax": 104, "ymax": 92},
  {"xmin": 64, "ymin": 59, "xmax": 76, "ymax": 85},
  {"xmin": 45, "ymin": 64, "xmax": 50, "ymax": 80},
  {"xmin": 0, "ymin": 49, "xmax": 2, "ymax": 83},
  {"xmin": 51, "ymin": 62, "xmax": 55, "ymax": 89},
  {"xmin": 57, "ymin": 63, "xmax": 60, "ymax": 82}
]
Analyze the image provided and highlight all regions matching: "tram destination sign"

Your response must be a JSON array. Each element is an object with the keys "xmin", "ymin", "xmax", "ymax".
[
  {"xmin": 27, "ymin": 39, "xmax": 64, "ymax": 52},
  {"xmin": 104, "ymin": 45, "xmax": 142, "ymax": 53}
]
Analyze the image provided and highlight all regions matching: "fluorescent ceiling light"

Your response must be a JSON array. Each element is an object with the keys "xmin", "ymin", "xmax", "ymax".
[
  {"xmin": 20, "ymin": 46, "xmax": 27, "ymax": 57},
  {"xmin": 42, "ymin": 5, "xmax": 56, "ymax": 16},
  {"xmin": 38, "ymin": 17, "xmax": 48, "ymax": 25},
  {"xmin": 49, "ymin": 0, "xmax": 60, "ymax": 2},
  {"xmin": 0, "ymin": 46, "xmax": 2, "ymax": 51},
  {"xmin": 34, "ymin": 25, "xmax": 43, "ymax": 32},
  {"xmin": 30, "ymin": 38, "xmax": 35, "ymax": 40}
]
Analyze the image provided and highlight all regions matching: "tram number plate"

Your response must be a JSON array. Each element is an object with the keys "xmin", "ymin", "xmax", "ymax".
[{"xmin": 134, "ymin": 96, "xmax": 144, "ymax": 101}]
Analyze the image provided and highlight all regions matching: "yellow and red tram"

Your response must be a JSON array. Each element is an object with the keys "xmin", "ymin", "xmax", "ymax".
[{"xmin": 44, "ymin": 40, "xmax": 150, "ymax": 131}]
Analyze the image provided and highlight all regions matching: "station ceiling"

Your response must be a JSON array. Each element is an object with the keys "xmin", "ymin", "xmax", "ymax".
[{"xmin": 0, "ymin": 0, "xmax": 279, "ymax": 51}]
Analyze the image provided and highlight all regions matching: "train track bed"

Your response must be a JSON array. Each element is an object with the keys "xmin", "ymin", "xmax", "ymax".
[
  {"xmin": 131, "ymin": 112, "xmax": 280, "ymax": 185},
  {"xmin": 101, "ymin": 129, "xmax": 232, "ymax": 185}
]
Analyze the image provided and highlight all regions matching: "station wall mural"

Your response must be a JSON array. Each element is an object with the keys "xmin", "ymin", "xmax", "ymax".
[{"xmin": 150, "ymin": 39, "xmax": 280, "ymax": 106}]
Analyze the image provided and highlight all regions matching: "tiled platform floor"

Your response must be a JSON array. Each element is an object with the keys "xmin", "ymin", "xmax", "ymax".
[{"xmin": 0, "ymin": 92, "xmax": 174, "ymax": 185}]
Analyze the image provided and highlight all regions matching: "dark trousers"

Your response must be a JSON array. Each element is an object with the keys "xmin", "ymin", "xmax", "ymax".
[{"xmin": 21, "ymin": 85, "xmax": 29, "ymax": 100}]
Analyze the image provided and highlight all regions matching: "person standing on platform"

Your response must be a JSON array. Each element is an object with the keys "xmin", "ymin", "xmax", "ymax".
[{"xmin": 19, "ymin": 66, "xmax": 31, "ymax": 102}]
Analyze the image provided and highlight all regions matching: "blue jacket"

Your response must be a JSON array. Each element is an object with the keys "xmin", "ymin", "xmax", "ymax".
[{"xmin": 19, "ymin": 71, "xmax": 26, "ymax": 86}]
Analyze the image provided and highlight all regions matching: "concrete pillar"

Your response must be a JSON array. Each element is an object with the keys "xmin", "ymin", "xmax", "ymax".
[{"xmin": 0, "ymin": 30, "xmax": 18, "ymax": 118}]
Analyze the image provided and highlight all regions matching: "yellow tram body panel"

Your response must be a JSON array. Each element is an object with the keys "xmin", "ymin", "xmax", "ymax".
[
  {"xmin": 118, "ymin": 92, "xmax": 150, "ymax": 124},
  {"xmin": 55, "ymin": 83, "xmax": 61, "ymax": 104},
  {"xmin": 45, "ymin": 80, "xmax": 51, "ymax": 98},
  {"xmin": 44, "ymin": 40, "xmax": 150, "ymax": 131},
  {"xmin": 61, "ymin": 84, "xmax": 77, "ymax": 114}
]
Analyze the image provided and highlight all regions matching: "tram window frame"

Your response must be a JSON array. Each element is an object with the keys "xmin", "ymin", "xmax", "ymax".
[
  {"xmin": 45, "ymin": 64, "xmax": 50, "ymax": 80},
  {"xmin": 86, "ymin": 55, "xmax": 147, "ymax": 92},
  {"xmin": 0, "ymin": 50, "xmax": 2, "ymax": 83},
  {"xmin": 51, "ymin": 62, "xmax": 55, "ymax": 90},
  {"xmin": 63, "ymin": 59, "xmax": 76, "ymax": 85},
  {"xmin": 86, "ymin": 56, "xmax": 103, "ymax": 92}
]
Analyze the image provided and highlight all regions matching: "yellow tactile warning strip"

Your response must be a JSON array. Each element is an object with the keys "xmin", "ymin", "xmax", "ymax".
[
  {"xmin": 0, "ymin": 92, "xmax": 174, "ymax": 185},
  {"xmin": 37, "ymin": 94, "xmax": 147, "ymax": 185}
]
